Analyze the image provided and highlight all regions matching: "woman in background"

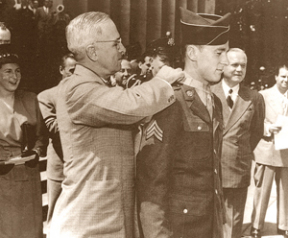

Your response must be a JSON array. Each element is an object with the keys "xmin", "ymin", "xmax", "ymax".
[{"xmin": 0, "ymin": 48, "xmax": 48, "ymax": 238}]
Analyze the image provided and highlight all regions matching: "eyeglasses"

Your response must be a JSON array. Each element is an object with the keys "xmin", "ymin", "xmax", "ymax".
[{"xmin": 95, "ymin": 38, "xmax": 122, "ymax": 51}]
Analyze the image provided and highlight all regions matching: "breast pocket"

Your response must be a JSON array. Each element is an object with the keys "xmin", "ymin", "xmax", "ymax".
[
  {"xmin": 184, "ymin": 119, "xmax": 209, "ymax": 132},
  {"xmin": 168, "ymin": 193, "xmax": 213, "ymax": 237}
]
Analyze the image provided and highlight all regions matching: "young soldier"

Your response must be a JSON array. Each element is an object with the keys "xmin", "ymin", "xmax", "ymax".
[{"xmin": 136, "ymin": 8, "xmax": 230, "ymax": 238}]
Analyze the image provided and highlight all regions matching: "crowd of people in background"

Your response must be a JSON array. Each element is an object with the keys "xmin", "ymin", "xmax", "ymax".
[
  {"xmin": 0, "ymin": 0, "xmax": 71, "ymax": 92},
  {"xmin": 1, "ymin": 2, "xmax": 288, "ymax": 238}
]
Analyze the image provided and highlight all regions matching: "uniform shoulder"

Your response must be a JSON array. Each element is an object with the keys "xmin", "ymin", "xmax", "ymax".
[
  {"xmin": 38, "ymin": 86, "xmax": 58, "ymax": 96},
  {"xmin": 38, "ymin": 86, "xmax": 58, "ymax": 101}
]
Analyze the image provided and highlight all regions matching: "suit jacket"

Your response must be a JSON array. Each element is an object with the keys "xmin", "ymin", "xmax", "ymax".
[
  {"xmin": 136, "ymin": 84, "xmax": 224, "ymax": 238},
  {"xmin": 254, "ymin": 85, "xmax": 288, "ymax": 167},
  {"xmin": 212, "ymin": 83, "xmax": 265, "ymax": 188},
  {"xmin": 0, "ymin": 90, "xmax": 48, "ymax": 159},
  {"xmin": 35, "ymin": 6, "xmax": 52, "ymax": 32},
  {"xmin": 38, "ymin": 86, "xmax": 64, "ymax": 181},
  {"xmin": 50, "ymin": 64, "xmax": 175, "ymax": 238}
]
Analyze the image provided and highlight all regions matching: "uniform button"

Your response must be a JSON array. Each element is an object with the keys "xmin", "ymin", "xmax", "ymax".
[
  {"xmin": 183, "ymin": 209, "xmax": 188, "ymax": 214},
  {"xmin": 215, "ymin": 189, "xmax": 218, "ymax": 195},
  {"xmin": 214, "ymin": 169, "xmax": 217, "ymax": 174},
  {"xmin": 197, "ymin": 126, "xmax": 202, "ymax": 130}
]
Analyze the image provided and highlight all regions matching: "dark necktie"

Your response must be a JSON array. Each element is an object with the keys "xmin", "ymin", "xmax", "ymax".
[{"xmin": 227, "ymin": 89, "xmax": 233, "ymax": 109}]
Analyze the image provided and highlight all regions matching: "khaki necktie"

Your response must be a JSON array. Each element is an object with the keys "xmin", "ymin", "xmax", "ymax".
[{"xmin": 206, "ymin": 89, "xmax": 214, "ymax": 120}]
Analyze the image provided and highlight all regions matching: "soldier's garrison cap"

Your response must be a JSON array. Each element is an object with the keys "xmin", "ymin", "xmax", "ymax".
[{"xmin": 180, "ymin": 7, "xmax": 231, "ymax": 45}]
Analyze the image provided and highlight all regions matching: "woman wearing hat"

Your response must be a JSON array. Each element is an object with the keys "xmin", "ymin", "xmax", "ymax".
[{"xmin": 0, "ymin": 49, "xmax": 48, "ymax": 237}]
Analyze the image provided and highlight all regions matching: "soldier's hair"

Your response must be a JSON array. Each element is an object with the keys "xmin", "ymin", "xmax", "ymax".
[{"xmin": 66, "ymin": 12, "xmax": 110, "ymax": 61}]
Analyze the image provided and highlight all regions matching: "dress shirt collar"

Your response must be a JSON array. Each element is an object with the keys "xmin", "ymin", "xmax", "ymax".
[
  {"xmin": 74, "ymin": 64, "xmax": 110, "ymax": 85},
  {"xmin": 28, "ymin": 5, "xmax": 35, "ymax": 12},
  {"xmin": 43, "ymin": 6, "xmax": 49, "ymax": 13},
  {"xmin": 222, "ymin": 79, "xmax": 239, "ymax": 99},
  {"xmin": 275, "ymin": 84, "xmax": 288, "ymax": 98}
]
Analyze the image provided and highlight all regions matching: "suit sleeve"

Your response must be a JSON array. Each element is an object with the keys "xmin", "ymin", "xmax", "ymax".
[
  {"xmin": 38, "ymin": 89, "xmax": 59, "ymax": 136},
  {"xmin": 250, "ymin": 93, "xmax": 265, "ymax": 151},
  {"xmin": 136, "ymin": 102, "xmax": 180, "ymax": 238},
  {"xmin": 66, "ymin": 76, "xmax": 175, "ymax": 126}
]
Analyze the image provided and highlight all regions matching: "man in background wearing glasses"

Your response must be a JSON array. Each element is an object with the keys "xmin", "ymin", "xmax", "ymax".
[{"xmin": 50, "ymin": 11, "xmax": 184, "ymax": 238}]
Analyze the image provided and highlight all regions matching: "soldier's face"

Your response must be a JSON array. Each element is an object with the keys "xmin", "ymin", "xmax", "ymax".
[
  {"xmin": 223, "ymin": 51, "xmax": 247, "ymax": 87},
  {"xmin": 194, "ymin": 42, "xmax": 229, "ymax": 85},
  {"xmin": 275, "ymin": 67, "xmax": 288, "ymax": 93},
  {"xmin": 151, "ymin": 55, "xmax": 166, "ymax": 76}
]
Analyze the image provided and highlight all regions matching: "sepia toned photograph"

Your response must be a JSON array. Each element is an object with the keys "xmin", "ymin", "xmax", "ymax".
[{"xmin": 1, "ymin": 0, "xmax": 288, "ymax": 237}]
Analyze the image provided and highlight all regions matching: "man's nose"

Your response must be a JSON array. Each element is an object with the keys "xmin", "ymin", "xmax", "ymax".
[
  {"xmin": 119, "ymin": 42, "xmax": 126, "ymax": 55},
  {"xmin": 236, "ymin": 65, "xmax": 242, "ymax": 71},
  {"xmin": 221, "ymin": 53, "xmax": 229, "ymax": 66},
  {"xmin": 123, "ymin": 69, "xmax": 129, "ymax": 76},
  {"xmin": 12, "ymin": 72, "xmax": 18, "ymax": 79}
]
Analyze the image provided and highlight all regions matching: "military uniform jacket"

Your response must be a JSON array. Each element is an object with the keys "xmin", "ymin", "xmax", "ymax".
[
  {"xmin": 254, "ymin": 85, "xmax": 288, "ymax": 167},
  {"xmin": 136, "ymin": 84, "xmax": 224, "ymax": 238},
  {"xmin": 50, "ymin": 64, "xmax": 175, "ymax": 238},
  {"xmin": 38, "ymin": 86, "xmax": 64, "ymax": 181},
  {"xmin": 212, "ymin": 83, "xmax": 265, "ymax": 188}
]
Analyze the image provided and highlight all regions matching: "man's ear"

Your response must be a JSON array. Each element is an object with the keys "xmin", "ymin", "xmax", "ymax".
[
  {"xmin": 138, "ymin": 61, "xmax": 143, "ymax": 69},
  {"xmin": 59, "ymin": 65, "xmax": 63, "ymax": 75},
  {"xmin": 186, "ymin": 45, "xmax": 198, "ymax": 62},
  {"xmin": 86, "ymin": 44, "xmax": 97, "ymax": 61}
]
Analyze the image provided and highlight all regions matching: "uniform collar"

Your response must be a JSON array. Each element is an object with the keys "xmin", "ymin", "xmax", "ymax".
[{"xmin": 183, "ymin": 72, "xmax": 211, "ymax": 94}]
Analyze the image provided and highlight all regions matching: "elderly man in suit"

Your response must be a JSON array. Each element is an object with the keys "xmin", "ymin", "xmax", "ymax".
[
  {"xmin": 37, "ymin": 53, "xmax": 76, "ymax": 238},
  {"xmin": 211, "ymin": 48, "xmax": 265, "ymax": 238},
  {"xmin": 250, "ymin": 64, "xmax": 288, "ymax": 238},
  {"xmin": 136, "ymin": 8, "xmax": 230, "ymax": 238},
  {"xmin": 50, "ymin": 11, "xmax": 183, "ymax": 238}
]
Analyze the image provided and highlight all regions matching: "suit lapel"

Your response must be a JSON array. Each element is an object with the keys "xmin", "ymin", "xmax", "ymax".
[
  {"xmin": 14, "ymin": 91, "xmax": 30, "ymax": 126},
  {"xmin": 212, "ymin": 83, "xmax": 230, "ymax": 126},
  {"xmin": 181, "ymin": 85, "xmax": 211, "ymax": 124},
  {"xmin": 224, "ymin": 86, "xmax": 252, "ymax": 134}
]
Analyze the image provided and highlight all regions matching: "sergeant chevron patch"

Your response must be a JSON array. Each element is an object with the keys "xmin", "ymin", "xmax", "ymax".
[{"xmin": 146, "ymin": 120, "xmax": 163, "ymax": 142}]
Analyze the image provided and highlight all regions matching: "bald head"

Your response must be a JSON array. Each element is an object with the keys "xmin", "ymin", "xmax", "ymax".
[{"xmin": 223, "ymin": 48, "xmax": 247, "ymax": 88}]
